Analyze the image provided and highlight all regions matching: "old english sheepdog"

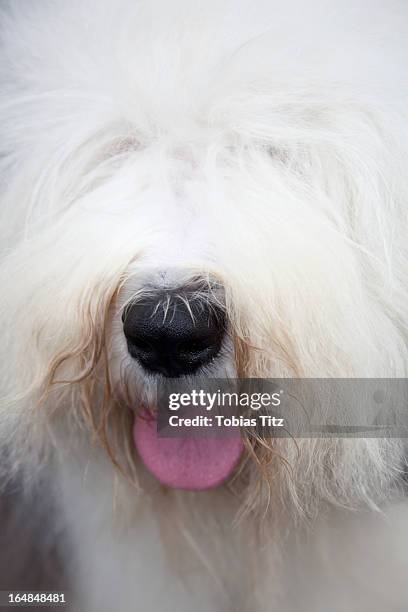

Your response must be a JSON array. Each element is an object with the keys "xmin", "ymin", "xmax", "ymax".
[{"xmin": 1, "ymin": 0, "xmax": 408, "ymax": 610}]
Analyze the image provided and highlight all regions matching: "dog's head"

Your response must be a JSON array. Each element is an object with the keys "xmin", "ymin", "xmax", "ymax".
[{"xmin": 1, "ymin": 0, "xmax": 407, "ymax": 521}]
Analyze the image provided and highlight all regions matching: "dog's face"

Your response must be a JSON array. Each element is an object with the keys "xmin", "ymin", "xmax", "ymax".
[
  {"xmin": 85, "ymin": 115, "xmax": 402, "ymax": 502},
  {"xmin": 1, "ymin": 0, "xmax": 407, "ymax": 519}
]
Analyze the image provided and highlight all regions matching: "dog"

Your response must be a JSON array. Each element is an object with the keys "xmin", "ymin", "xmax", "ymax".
[{"xmin": 1, "ymin": 0, "xmax": 408, "ymax": 610}]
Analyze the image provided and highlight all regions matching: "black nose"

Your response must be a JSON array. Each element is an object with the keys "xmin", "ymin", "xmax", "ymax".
[{"xmin": 122, "ymin": 296, "xmax": 226, "ymax": 377}]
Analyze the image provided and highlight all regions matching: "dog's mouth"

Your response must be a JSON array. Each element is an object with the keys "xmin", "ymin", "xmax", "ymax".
[
  {"xmin": 114, "ymin": 273, "xmax": 246, "ymax": 489},
  {"xmin": 133, "ymin": 409, "xmax": 244, "ymax": 490},
  {"xmin": 117, "ymin": 274, "xmax": 244, "ymax": 489}
]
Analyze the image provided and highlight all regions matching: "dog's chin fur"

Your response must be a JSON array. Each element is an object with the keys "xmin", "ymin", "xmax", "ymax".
[{"xmin": 1, "ymin": 0, "xmax": 408, "ymax": 610}]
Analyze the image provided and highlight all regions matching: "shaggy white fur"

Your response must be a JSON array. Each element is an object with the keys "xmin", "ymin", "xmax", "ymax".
[{"xmin": 1, "ymin": 0, "xmax": 408, "ymax": 610}]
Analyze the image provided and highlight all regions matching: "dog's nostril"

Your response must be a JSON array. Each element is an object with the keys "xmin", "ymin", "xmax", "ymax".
[
  {"xmin": 127, "ymin": 336, "xmax": 153, "ymax": 353},
  {"xmin": 122, "ymin": 296, "xmax": 225, "ymax": 377}
]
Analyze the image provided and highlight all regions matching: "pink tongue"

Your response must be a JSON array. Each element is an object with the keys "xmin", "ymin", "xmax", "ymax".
[{"xmin": 134, "ymin": 412, "xmax": 244, "ymax": 491}]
